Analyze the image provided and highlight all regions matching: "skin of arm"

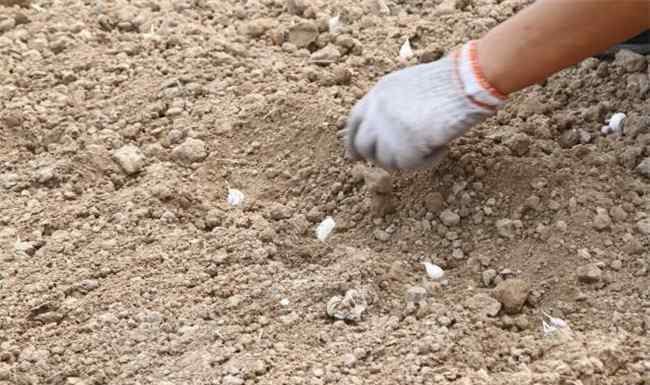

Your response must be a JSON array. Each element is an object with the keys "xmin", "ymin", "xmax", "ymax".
[{"xmin": 477, "ymin": 0, "xmax": 650, "ymax": 95}]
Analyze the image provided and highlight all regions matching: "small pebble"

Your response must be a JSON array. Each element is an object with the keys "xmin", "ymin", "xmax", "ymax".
[
  {"xmin": 79, "ymin": 279, "xmax": 99, "ymax": 292},
  {"xmin": 112, "ymin": 145, "xmax": 145, "ymax": 175},
  {"xmin": 495, "ymin": 219, "xmax": 515, "ymax": 239},
  {"xmin": 577, "ymin": 264, "xmax": 602, "ymax": 283},
  {"xmin": 482, "ymin": 269, "xmax": 497, "ymax": 287},
  {"xmin": 342, "ymin": 353, "xmax": 357, "ymax": 368},
  {"xmin": 373, "ymin": 229, "xmax": 391, "ymax": 242},
  {"xmin": 406, "ymin": 286, "xmax": 427, "ymax": 303},
  {"xmin": 439, "ymin": 209, "xmax": 460, "ymax": 227},
  {"xmin": 592, "ymin": 208, "xmax": 612, "ymax": 231}
]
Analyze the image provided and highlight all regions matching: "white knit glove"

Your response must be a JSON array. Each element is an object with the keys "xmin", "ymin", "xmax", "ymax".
[{"xmin": 345, "ymin": 41, "xmax": 507, "ymax": 170}]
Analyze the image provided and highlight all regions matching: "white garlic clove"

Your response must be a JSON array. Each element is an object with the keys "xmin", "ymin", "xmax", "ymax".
[
  {"xmin": 424, "ymin": 262, "xmax": 445, "ymax": 281},
  {"xmin": 328, "ymin": 16, "xmax": 342, "ymax": 34},
  {"xmin": 399, "ymin": 39, "xmax": 414, "ymax": 63},
  {"xmin": 606, "ymin": 112, "xmax": 626, "ymax": 134},
  {"xmin": 316, "ymin": 216, "xmax": 336, "ymax": 241},
  {"xmin": 227, "ymin": 189, "xmax": 245, "ymax": 206}
]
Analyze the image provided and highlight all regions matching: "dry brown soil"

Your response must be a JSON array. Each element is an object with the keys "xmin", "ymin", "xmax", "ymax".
[{"xmin": 0, "ymin": 0, "xmax": 648, "ymax": 384}]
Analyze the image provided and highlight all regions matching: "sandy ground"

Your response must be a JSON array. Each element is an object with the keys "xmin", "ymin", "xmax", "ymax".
[{"xmin": 0, "ymin": 0, "xmax": 648, "ymax": 384}]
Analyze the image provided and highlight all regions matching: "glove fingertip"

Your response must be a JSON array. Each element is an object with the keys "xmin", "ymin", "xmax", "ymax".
[
  {"xmin": 343, "ymin": 99, "xmax": 369, "ymax": 161},
  {"xmin": 420, "ymin": 146, "xmax": 448, "ymax": 167}
]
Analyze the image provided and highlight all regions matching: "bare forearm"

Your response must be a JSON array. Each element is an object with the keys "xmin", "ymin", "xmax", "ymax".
[{"xmin": 478, "ymin": 0, "xmax": 650, "ymax": 94}]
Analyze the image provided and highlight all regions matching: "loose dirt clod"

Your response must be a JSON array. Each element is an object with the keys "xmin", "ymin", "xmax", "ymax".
[
  {"xmin": 171, "ymin": 138, "xmax": 208, "ymax": 164},
  {"xmin": 592, "ymin": 208, "xmax": 612, "ymax": 231},
  {"xmin": 615, "ymin": 49, "xmax": 647, "ymax": 73},
  {"xmin": 406, "ymin": 286, "xmax": 427, "ymax": 303},
  {"xmin": 326, "ymin": 289, "xmax": 368, "ymax": 322},
  {"xmin": 465, "ymin": 294, "xmax": 501, "ymax": 317},
  {"xmin": 112, "ymin": 145, "xmax": 145, "ymax": 175},
  {"xmin": 311, "ymin": 45, "xmax": 341, "ymax": 64},
  {"xmin": 482, "ymin": 269, "xmax": 497, "ymax": 287},
  {"xmin": 636, "ymin": 218, "xmax": 650, "ymax": 235},
  {"xmin": 363, "ymin": 167, "xmax": 395, "ymax": 217},
  {"xmin": 288, "ymin": 21, "xmax": 318, "ymax": 48},
  {"xmin": 495, "ymin": 219, "xmax": 516, "ymax": 239},
  {"xmin": 577, "ymin": 264, "xmax": 603, "ymax": 283},
  {"xmin": 493, "ymin": 279, "xmax": 530, "ymax": 315}
]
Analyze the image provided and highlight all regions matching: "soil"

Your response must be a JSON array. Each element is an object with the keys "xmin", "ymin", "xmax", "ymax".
[{"xmin": 0, "ymin": 0, "xmax": 649, "ymax": 384}]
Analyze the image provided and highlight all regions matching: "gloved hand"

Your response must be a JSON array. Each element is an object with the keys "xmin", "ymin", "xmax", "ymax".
[{"xmin": 345, "ymin": 41, "xmax": 507, "ymax": 170}]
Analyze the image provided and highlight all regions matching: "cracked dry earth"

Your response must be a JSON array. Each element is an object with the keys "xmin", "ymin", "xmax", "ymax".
[{"xmin": 0, "ymin": 0, "xmax": 649, "ymax": 384}]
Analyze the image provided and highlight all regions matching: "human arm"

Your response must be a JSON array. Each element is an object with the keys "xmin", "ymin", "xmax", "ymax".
[
  {"xmin": 479, "ymin": 0, "xmax": 650, "ymax": 94},
  {"xmin": 346, "ymin": 0, "xmax": 650, "ymax": 170}
]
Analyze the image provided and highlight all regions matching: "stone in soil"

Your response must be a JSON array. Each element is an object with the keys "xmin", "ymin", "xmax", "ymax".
[
  {"xmin": 495, "ymin": 219, "xmax": 515, "ymax": 239},
  {"xmin": 269, "ymin": 203, "xmax": 292, "ymax": 220},
  {"xmin": 34, "ymin": 167, "xmax": 56, "ymax": 185},
  {"xmin": 305, "ymin": 206, "xmax": 323, "ymax": 223},
  {"xmin": 619, "ymin": 146, "xmax": 643, "ymax": 169},
  {"xmin": 609, "ymin": 206, "xmax": 628, "ymax": 222},
  {"xmin": 505, "ymin": 133, "xmax": 531, "ymax": 156},
  {"xmin": 493, "ymin": 279, "xmax": 530, "ymax": 315},
  {"xmin": 245, "ymin": 18, "xmax": 274, "ymax": 38},
  {"xmin": 78, "ymin": 279, "xmax": 99, "ymax": 292},
  {"xmin": 406, "ymin": 286, "xmax": 428, "ymax": 303},
  {"xmin": 1, "ymin": 111, "xmax": 22, "ymax": 128},
  {"xmin": 326, "ymin": 289, "xmax": 368, "ymax": 322},
  {"xmin": 370, "ymin": 194, "xmax": 395, "ymax": 217},
  {"xmin": 623, "ymin": 236, "xmax": 644, "ymax": 255},
  {"xmin": 342, "ymin": 353, "xmax": 357, "ymax": 368},
  {"xmin": 592, "ymin": 208, "xmax": 612, "ymax": 231},
  {"xmin": 333, "ymin": 65, "xmax": 352, "ymax": 85},
  {"xmin": 559, "ymin": 129, "xmax": 579, "ymax": 148},
  {"xmin": 635, "ymin": 157, "xmax": 650, "ymax": 178},
  {"xmin": 614, "ymin": 49, "xmax": 647, "ymax": 73},
  {"xmin": 171, "ymin": 138, "xmax": 208, "ymax": 164},
  {"xmin": 636, "ymin": 218, "xmax": 650, "ymax": 235},
  {"xmin": 112, "ymin": 145, "xmax": 145, "ymax": 175},
  {"xmin": 424, "ymin": 192, "xmax": 444, "ymax": 213},
  {"xmin": 482, "ymin": 269, "xmax": 497, "ymax": 287},
  {"xmin": 310, "ymin": 45, "xmax": 341, "ymax": 64},
  {"xmin": 205, "ymin": 209, "xmax": 224, "ymax": 229},
  {"xmin": 364, "ymin": 167, "xmax": 392, "ymax": 194},
  {"xmin": 373, "ymin": 229, "xmax": 391, "ymax": 242},
  {"xmin": 418, "ymin": 45, "xmax": 444, "ymax": 63},
  {"xmin": 439, "ymin": 209, "xmax": 460, "ymax": 227},
  {"xmin": 577, "ymin": 264, "xmax": 602, "ymax": 283},
  {"xmin": 524, "ymin": 195, "xmax": 540, "ymax": 211},
  {"xmin": 288, "ymin": 21, "xmax": 318, "ymax": 48},
  {"xmin": 465, "ymin": 293, "xmax": 501, "ymax": 317}
]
